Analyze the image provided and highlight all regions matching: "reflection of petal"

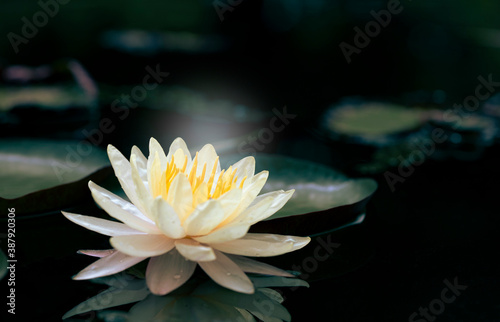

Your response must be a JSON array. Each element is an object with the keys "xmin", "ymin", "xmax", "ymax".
[
  {"xmin": 63, "ymin": 283, "xmax": 149, "ymax": 320},
  {"xmin": 62, "ymin": 212, "xmax": 145, "ymax": 236},
  {"xmin": 146, "ymin": 249, "xmax": 196, "ymax": 295},
  {"xmin": 152, "ymin": 197, "xmax": 186, "ymax": 239},
  {"xmin": 184, "ymin": 199, "xmax": 224, "ymax": 236},
  {"xmin": 127, "ymin": 294, "xmax": 176, "ymax": 321},
  {"xmin": 89, "ymin": 181, "xmax": 159, "ymax": 234},
  {"xmin": 73, "ymin": 251, "xmax": 146, "ymax": 280},
  {"xmin": 199, "ymin": 250, "xmax": 254, "ymax": 294},
  {"xmin": 227, "ymin": 255, "xmax": 294, "ymax": 277},
  {"xmin": 212, "ymin": 233, "xmax": 310, "ymax": 257},
  {"xmin": 175, "ymin": 239, "xmax": 216, "ymax": 262},
  {"xmin": 111, "ymin": 234, "xmax": 174, "ymax": 257}
]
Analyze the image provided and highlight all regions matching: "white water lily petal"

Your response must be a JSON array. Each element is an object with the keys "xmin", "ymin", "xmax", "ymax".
[
  {"xmin": 211, "ymin": 233, "xmax": 310, "ymax": 257},
  {"xmin": 166, "ymin": 137, "xmax": 192, "ymax": 165},
  {"xmin": 130, "ymin": 154, "xmax": 154, "ymax": 219},
  {"xmin": 73, "ymin": 251, "xmax": 146, "ymax": 280},
  {"xmin": 131, "ymin": 145, "xmax": 149, "ymax": 191},
  {"xmin": 175, "ymin": 239, "xmax": 216, "ymax": 262},
  {"xmin": 199, "ymin": 250, "xmax": 254, "ymax": 294},
  {"xmin": 193, "ymin": 222, "xmax": 250, "ymax": 244},
  {"xmin": 235, "ymin": 190, "xmax": 294, "ymax": 225},
  {"xmin": 62, "ymin": 212, "xmax": 145, "ymax": 237},
  {"xmin": 89, "ymin": 182, "xmax": 160, "ymax": 234},
  {"xmin": 197, "ymin": 144, "xmax": 220, "ymax": 182},
  {"xmin": 107, "ymin": 145, "xmax": 146, "ymax": 214},
  {"xmin": 227, "ymin": 255, "xmax": 294, "ymax": 277},
  {"xmin": 110, "ymin": 234, "xmax": 175, "ymax": 257},
  {"xmin": 184, "ymin": 199, "xmax": 225, "ymax": 236},
  {"xmin": 77, "ymin": 249, "xmax": 116, "ymax": 258},
  {"xmin": 146, "ymin": 248, "xmax": 196, "ymax": 295},
  {"xmin": 167, "ymin": 173, "xmax": 193, "ymax": 221},
  {"xmin": 218, "ymin": 188, "xmax": 242, "ymax": 222},
  {"xmin": 231, "ymin": 156, "xmax": 255, "ymax": 184},
  {"xmin": 148, "ymin": 137, "xmax": 168, "ymax": 172},
  {"xmin": 153, "ymin": 197, "xmax": 186, "ymax": 239}
]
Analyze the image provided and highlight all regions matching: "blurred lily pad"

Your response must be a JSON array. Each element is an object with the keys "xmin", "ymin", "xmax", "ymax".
[
  {"xmin": 224, "ymin": 154, "xmax": 377, "ymax": 236},
  {"xmin": 0, "ymin": 139, "xmax": 111, "ymax": 215}
]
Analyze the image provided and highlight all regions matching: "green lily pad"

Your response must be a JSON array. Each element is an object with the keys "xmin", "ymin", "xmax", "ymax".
[{"xmin": 0, "ymin": 139, "xmax": 111, "ymax": 215}]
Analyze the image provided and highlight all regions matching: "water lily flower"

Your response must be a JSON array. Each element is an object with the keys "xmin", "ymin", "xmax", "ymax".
[{"xmin": 63, "ymin": 138, "xmax": 310, "ymax": 295}]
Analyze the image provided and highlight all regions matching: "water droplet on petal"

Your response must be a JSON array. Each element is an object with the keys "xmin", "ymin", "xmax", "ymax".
[
  {"xmin": 174, "ymin": 274, "xmax": 181, "ymax": 279},
  {"xmin": 226, "ymin": 272, "xmax": 231, "ymax": 276}
]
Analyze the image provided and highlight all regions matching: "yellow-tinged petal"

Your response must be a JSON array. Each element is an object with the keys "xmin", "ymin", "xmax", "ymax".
[
  {"xmin": 193, "ymin": 222, "xmax": 250, "ymax": 244},
  {"xmin": 62, "ymin": 212, "xmax": 145, "ymax": 237},
  {"xmin": 174, "ymin": 239, "xmax": 216, "ymax": 262},
  {"xmin": 146, "ymin": 248, "xmax": 196, "ymax": 295},
  {"xmin": 231, "ymin": 156, "xmax": 255, "ymax": 184},
  {"xmin": 73, "ymin": 251, "xmax": 146, "ymax": 280},
  {"xmin": 198, "ymin": 250, "xmax": 254, "ymax": 294},
  {"xmin": 197, "ymin": 143, "xmax": 220, "ymax": 183},
  {"xmin": 110, "ymin": 234, "xmax": 175, "ymax": 257},
  {"xmin": 88, "ymin": 181, "xmax": 160, "ymax": 234},
  {"xmin": 192, "ymin": 181, "xmax": 209, "ymax": 208},
  {"xmin": 184, "ymin": 199, "xmax": 225, "ymax": 236},
  {"xmin": 233, "ymin": 189, "xmax": 294, "ymax": 225},
  {"xmin": 166, "ymin": 137, "xmax": 192, "ymax": 165},
  {"xmin": 148, "ymin": 137, "xmax": 168, "ymax": 171},
  {"xmin": 107, "ymin": 145, "xmax": 146, "ymax": 214},
  {"xmin": 227, "ymin": 254, "xmax": 294, "ymax": 277},
  {"xmin": 166, "ymin": 173, "xmax": 193, "ymax": 221},
  {"xmin": 217, "ymin": 188, "xmax": 242, "ymax": 223},
  {"xmin": 152, "ymin": 197, "xmax": 186, "ymax": 239},
  {"xmin": 211, "ymin": 233, "xmax": 311, "ymax": 257}
]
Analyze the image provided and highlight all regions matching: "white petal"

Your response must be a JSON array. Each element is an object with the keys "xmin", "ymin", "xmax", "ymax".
[
  {"xmin": 211, "ymin": 233, "xmax": 311, "ymax": 257},
  {"xmin": 107, "ymin": 144, "xmax": 146, "ymax": 214},
  {"xmin": 193, "ymin": 223, "xmax": 250, "ymax": 244},
  {"xmin": 184, "ymin": 199, "xmax": 225, "ymax": 236},
  {"xmin": 89, "ymin": 182, "xmax": 160, "ymax": 234},
  {"xmin": 175, "ymin": 239, "xmax": 216, "ymax": 262},
  {"xmin": 77, "ymin": 249, "xmax": 116, "ymax": 258},
  {"xmin": 232, "ymin": 171, "xmax": 268, "ymax": 219},
  {"xmin": 234, "ymin": 189, "xmax": 294, "ymax": 225},
  {"xmin": 218, "ymin": 188, "xmax": 242, "ymax": 222},
  {"xmin": 110, "ymin": 234, "xmax": 175, "ymax": 257},
  {"xmin": 73, "ymin": 251, "xmax": 146, "ymax": 280},
  {"xmin": 197, "ymin": 144, "xmax": 220, "ymax": 182},
  {"xmin": 167, "ymin": 173, "xmax": 193, "ymax": 221},
  {"xmin": 131, "ymin": 154, "xmax": 155, "ymax": 219},
  {"xmin": 227, "ymin": 255, "xmax": 294, "ymax": 277},
  {"xmin": 152, "ymin": 197, "xmax": 186, "ymax": 239},
  {"xmin": 62, "ymin": 211, "xmax": 145, "ymax": 236},
  {"xmin": 131, "ymin": 145, "xmax": 149, "ymax": 192},
  {"xmin": 198, "ymin": 250, "xmax": 254, "ymax": 294},
  {"xmin": 166, "ymin": 137, "xmax": 192, "ymax": 165},
  {"xmin": 148, "ymin": 137, "xmax": 168, "ymax": 172},
  {"xmin": 231, "ymin": 156, "xmax": 255, "ymax": 184},
  {"xmin": 146, "ymin": 249, "xmax": 196, "ymax": 295}
]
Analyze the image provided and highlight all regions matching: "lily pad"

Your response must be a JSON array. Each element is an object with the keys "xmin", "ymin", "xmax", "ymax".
[
  {"xmin": 0, "ymin": 139, "xmax": 111, "ymax": 215},
  {"xmin": 224, "ymin": 154, "xmax": 377, "ymax": 236}
]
